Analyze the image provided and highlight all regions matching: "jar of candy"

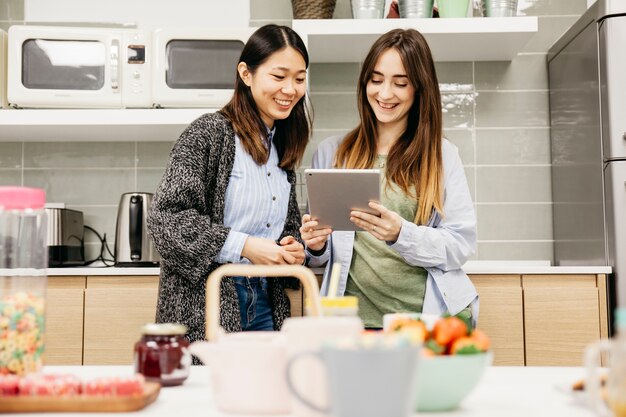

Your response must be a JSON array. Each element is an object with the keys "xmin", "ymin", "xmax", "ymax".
[
  {"xmin": 0, "ymin": 187, "xmax": 48, "ymax": 376},
  {"xmin": 134, "ymin": 323, "xmax": 191, "ymax": 386}
]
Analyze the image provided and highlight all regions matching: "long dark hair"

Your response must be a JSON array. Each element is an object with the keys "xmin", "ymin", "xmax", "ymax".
[
  {"xmin": 335, "ymin": 29, "xmax": 443, "ymax": 224},
  {"xmin": 220, "ymin": 24, "xmax": 312, "ymax": 170}
]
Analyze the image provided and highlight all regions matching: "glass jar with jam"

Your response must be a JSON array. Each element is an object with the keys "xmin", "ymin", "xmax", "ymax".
[{"xmin": 134, "ymin": 323, "xmax": 191, "ymax": 386}]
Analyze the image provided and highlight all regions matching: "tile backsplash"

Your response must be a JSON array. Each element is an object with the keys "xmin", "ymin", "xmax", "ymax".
[{"xmin": 0, "ymin": 0, "xmax": 589, "ymax": 261}]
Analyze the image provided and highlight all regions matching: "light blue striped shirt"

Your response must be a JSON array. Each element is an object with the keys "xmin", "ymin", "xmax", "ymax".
[{"xmin": 217, "ymin": 129, "xmax": 291, "ymax": 263}]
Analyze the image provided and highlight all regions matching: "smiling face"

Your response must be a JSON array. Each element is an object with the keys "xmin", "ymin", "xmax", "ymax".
[
  {"xmin": 366, "ymin": 48, "xmax": 416, "ymax": 132},
  {"xmin": 238, "ymin": 46, "xmax": 307, "ymax": 129}
]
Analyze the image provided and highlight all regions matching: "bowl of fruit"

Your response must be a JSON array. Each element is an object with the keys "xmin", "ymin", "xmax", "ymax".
[{"xmin": 385, "ymin": 314, "xmax": 492, "ymax": 412}]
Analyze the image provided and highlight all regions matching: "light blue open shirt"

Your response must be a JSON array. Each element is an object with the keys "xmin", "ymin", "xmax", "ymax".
[
  {"xmin": 306, "ymin": 135, "xmax": 479, "ymax": 324},
  {"xmin": 216, "ymin": 128, "xmax": 290, "ymax": 263}
]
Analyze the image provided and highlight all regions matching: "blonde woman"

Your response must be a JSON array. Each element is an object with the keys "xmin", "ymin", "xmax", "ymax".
[{"xmin": 301, "ymin": 29, "xmax": 477, "ymax": 329}]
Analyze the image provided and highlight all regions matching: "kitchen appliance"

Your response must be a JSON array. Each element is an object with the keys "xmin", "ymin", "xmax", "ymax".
[
  {"xmin": 7, "ymin": 25, "xmax": 151, "ymax": 108},
  {"xmin": 549, "ymin": 0, "xmax": 626, "ymax": 315},
  {"xmin": 114, "ymin": 192, "xmax": 160, "ymax": 267},
  {"xmin": 0, "ymin": 29, "xmax": 7, "ymax": 108},
  {"xmin": 45, "ymin": 205, "xmax": 85, "ymax": 267},
  {"xmin": 152, "ymin": 28, "xmax": 252, "ymax": 108}
]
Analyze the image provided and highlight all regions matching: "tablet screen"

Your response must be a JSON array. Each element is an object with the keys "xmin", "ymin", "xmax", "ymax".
[{"xmin": 305, "ymin": 169, "xmax": 381, "ymax": 231}]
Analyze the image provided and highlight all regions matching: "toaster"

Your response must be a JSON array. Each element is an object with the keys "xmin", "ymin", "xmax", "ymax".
[
  {"xmin": 45, "ymin": 206, "xmax": 85, "ymax": 267},
  {"xmin": 114, "ymin": 192, "xmax": 160, "ymax": 267}
]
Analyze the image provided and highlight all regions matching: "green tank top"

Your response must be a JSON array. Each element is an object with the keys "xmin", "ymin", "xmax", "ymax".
[{"xmin": 346, "ymin": 155, "xmax": 428, "ymax": 328}]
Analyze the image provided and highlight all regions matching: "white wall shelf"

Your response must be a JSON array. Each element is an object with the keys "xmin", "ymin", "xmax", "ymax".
[
  {"xmin": 293, "ymin": 17, "xmax": 538, "ymax": 62},
  {"xmin": 0, "ymin": 108, "xmax": 216, "ymax": 141}
]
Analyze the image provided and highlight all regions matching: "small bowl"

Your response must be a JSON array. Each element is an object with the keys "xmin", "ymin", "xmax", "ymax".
[{"xmin": 415, "ymin": 352, "xmax": 492, "ymax": 411}]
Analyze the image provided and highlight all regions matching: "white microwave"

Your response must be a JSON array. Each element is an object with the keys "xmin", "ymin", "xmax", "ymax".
[
  {"xmin": 0, "ymin": 29, "xmax": 7, "ymax": 108},
  {"xmin": 7, "ymin": 26, "xmax": 151, "ymax": 108},
  {"xmin": 152, "ymin": 28, "xmax": 253, "ymax": 108}
]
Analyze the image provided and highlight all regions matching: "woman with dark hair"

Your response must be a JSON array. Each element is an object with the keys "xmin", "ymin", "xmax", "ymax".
[
  {"xmin": 302, "ymin": 29, "xmax": 478, "ymax": 329},
  {"xmin": 148, "ymin": 24, "xmax": 312, "ymax": 346}
]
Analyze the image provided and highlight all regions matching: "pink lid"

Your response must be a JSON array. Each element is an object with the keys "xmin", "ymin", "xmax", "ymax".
[{"xmin": 0, "ymin": 187, "xmax": 46, "ymax": 210}]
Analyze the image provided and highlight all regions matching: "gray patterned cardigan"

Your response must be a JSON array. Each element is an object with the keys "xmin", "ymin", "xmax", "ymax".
[{"xmin": 147, "ymin": 111, "xmax": 302, "ymax": 346}]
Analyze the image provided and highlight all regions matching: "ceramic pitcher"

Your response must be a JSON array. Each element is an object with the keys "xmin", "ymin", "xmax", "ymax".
[{"xmin": 189, "ymin": 264, "xmax": 322, "ymax": 415}]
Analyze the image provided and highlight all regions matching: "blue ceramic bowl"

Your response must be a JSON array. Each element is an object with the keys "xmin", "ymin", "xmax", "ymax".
[{"xmin": 415, "ymin": 352, "xmax": 492, "ymax": 412}]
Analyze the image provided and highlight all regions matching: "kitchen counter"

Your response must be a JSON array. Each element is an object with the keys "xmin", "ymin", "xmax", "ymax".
[
  {"xmin": 45, "ymin": 261, "xmax": 612, "ymax": 276},
  {"xmin": 15, "ymin": 365, "xmax": 594, "ymax": 417}
]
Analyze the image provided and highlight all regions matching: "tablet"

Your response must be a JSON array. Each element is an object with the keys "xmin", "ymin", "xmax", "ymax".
[{"xmin": 305, "ymin": 168, "xmax": 381, "ymax": 231}]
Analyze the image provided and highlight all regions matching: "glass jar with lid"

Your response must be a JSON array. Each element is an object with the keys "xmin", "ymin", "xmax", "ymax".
[
  {"xmin": 0, "ymin": 187, "xmax": 47, "ymax": 376},
  {"xmin": 134, "ymin": 323, "xmax": 191, "ymax": 386}
]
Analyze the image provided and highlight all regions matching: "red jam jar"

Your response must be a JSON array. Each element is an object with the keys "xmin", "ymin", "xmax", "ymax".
[{"xmin": 134, "ymin": 323, "xmax": 191, "ymax": 386}]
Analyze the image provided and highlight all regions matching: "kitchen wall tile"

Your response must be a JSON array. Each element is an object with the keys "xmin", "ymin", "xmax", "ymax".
[
  {"xmin": 477, "ymin": 241, "xmax": 554, "ymax": 261},
  {"xmin": 136, "ymin": 142, "xmax": 174, "ymax": 168},
  {"xmin": 0, "ymin": 170, "xmax": 21, "ymax": 186},
  {"xmin": 0, "ymin": 0, "xmax": 24, "ymax": 21},
  {"xmin": 522, "ymin": 16, "xmax": 580, "ymax": 53},
  {"xmin": 23, "ymin": 142, "xmax": 135, "ymax": 168},
  {"xmin": 23, "ymin": 169, "xmax": 134, "ymax": 205},
  {"xmin": 250, "ymin": 0, "xmax": 292, "ymax": 20},
  {"xmin": 476, "ymin": 128, "xmax": 550, "ymax": 165},
  {"xmin": 333, "ymin": 0, "xmax": 353, "ymax": 18},
  {"xmin": 305, "ymin": 129, "xmax": 349, "ymax": 164},
  {"xmin": 83, "ymin": 243, "xmax": 104, "ymax": 264},
  {"xmin": 477, "ymin": 203, "xmax": 553, "ymax": 240},
  {"xmin": 444, "ymin": 129, "xmax": 474, "ymax": 165},
  {"xmin": 0, "ymin": 143, "xmax": 22, "ymax": 168},
  {"xmin": 476, "ymin": 166, "xmax": 551, "ymax": 203},
  {"xmin": 517, "ymin": 0, "xmax": 586, "ymax": 17},
  {"xmin": 309, "ymin": 63, "xmax": 360, "ymax": 93},
  {"xmin": 0, "ymin": 20, "xmax": 23, "ymax": 32},
  {"xmin": 136, "ymin": 168, "xmax": 166, "ymax": 195},
  {"xmin": 475, "ymin": 91, "xmax": 549, "ymax": 128},
  {"xmin": 475, "ymin": 55, "xmax": 548, "ymax": 91},
  {"xmin": 442, "ymin": 93, "xmax": 475, "ymax": 129},
  {"xmin": 75, "ymin": 205, "xmax": 118, "ymax": 251},
  {"xmin": 435, "ymin": 62, "xmax": 473, "ymax": 93},
  {"xmin": 310, "ymin": 93, "xmax": 360, "ymax": 130}
]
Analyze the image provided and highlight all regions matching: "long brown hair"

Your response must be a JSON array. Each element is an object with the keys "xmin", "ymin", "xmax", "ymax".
[
  {"xmin": 220, "ymin": 24, "xmax": 312, "ymax": 170},
  {"xmin": 335, "ymin": 29, "xmax": 443, "ymax": 225}
]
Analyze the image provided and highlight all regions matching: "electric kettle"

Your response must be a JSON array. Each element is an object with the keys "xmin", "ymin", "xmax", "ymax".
[{"xmin": 114, "ymin": 192, "xmax": 160, "ymax": 267}]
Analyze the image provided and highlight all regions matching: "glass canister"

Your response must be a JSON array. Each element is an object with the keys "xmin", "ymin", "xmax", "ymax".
[
  {"xmin": 0, "ymin": 186, "xmax": 48, "ymax": 376},
  {"xmin": 585, "ymin": 308, "xmax": 626, "ymax": 417},
  {"xmin": 134, "ymin": 323, "xmax": 191, "ymax": 386}
]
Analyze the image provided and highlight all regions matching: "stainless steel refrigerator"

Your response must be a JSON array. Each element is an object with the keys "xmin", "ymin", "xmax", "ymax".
[{"xmin": 549, "ymin": 0, "xmax": 626, "ymax": 315}]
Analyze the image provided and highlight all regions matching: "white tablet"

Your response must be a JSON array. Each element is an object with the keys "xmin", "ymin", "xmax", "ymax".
[{"xmin": 305, "ymin": 168, "xmax": 381, "ymax": 231}]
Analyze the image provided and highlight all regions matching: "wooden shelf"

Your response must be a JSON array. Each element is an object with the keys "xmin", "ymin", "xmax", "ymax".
[
  {"xmin": 0, "ymin": 108, "xmax": 216, "ymax": 142},
  {"xmin": 292, "ymin": 17, "xmax": 538, "ymax": 62}
]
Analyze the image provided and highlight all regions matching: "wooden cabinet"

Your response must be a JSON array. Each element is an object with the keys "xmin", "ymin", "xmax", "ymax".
[
  {"xmin": 523, "ymin": 274, "xmax": 608, "ymax": 366},
  {"xmin": 45, "ymin": 276, "xmax": 86, "ymax": 365},
  {"xmin": 469, "ymin": 275, "xmax": 524, "ymax": 366},
  {"xmin": 83, "ymin": 276, "xmax": 159, "ymax": 365},
  {"xmin": 470, "ymin": 274, "xmax": 609, "ymax": 366}
]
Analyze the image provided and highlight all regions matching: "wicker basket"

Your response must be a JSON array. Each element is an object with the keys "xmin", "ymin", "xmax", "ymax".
[{"xmin": 292, "ymin": 0, "xmax": 337, "ymax": 19}]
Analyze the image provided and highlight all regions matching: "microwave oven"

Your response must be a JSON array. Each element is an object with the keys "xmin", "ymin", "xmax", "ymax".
[
  {"xmin": 152, "ymin": 28, "xmax": 253, "ymax": 108},
  {"xmin": 7, "ymin": 26, "xmax": 151, "ymax": 108},
  {"xmin": 0, "ymin": 30, "xmax": 7, "ymax": 108}
]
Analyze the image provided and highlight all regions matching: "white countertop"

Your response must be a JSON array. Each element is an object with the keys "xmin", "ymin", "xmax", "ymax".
[
  {"xmin": 15, "ymin": 365, "xmax": 594, "ymax": 417},
  {"xmin": 44, "ymin": 261, "xmax": 612, "ymax": 276}
]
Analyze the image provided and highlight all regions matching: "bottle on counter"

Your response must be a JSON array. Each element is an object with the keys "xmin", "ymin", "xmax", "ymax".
[
  {"xmin": 0, "ymin": 186, "xmax": 48, "ymax": 376},
  {"xmin": 134, "ymin": 323, "xmax": 191, "ymax": 387}
]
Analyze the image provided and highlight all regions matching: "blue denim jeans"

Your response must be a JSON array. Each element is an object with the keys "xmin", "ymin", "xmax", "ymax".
[{"xmin": 233, "ymin": 277, "xmax": 274, "ymax": 331}]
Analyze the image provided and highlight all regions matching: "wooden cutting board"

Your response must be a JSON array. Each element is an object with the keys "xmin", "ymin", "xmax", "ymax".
[{"xmin": 0, "ymin": 381, "xmax": 160, "ymax": 413}]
